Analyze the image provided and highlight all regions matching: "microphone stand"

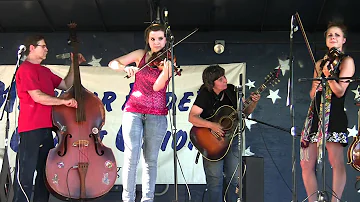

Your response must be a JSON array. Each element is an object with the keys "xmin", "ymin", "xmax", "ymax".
[
  {"xmin": 288, "ymin": 14, "xmax": 298, "ymax": 202},
  {"xmin": 237, "ymin": 74, "xmax": 244, "ymax": 202},
  {"xmin": 318, "ymin": 76, "xmax": 328, "ymax": 202},
  {"xmin": 166, "ymin": 22, "xmax": 178, "ymax": 202},
  {"xmin": 298, "ymin": 76, "xmax": 347, "ymax": 202},
  {"xmin": 246, "ymin": 117, "xmax": 301, "ymax": 136},
  {"xmin": 0, "ymin": 51, "xmax": 22, "ymax": 202}
]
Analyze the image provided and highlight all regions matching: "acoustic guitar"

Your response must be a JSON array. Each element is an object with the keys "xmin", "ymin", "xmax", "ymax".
[{"xmin": 190, "ymin": 70, "xmax": 280, "ymax": 161}]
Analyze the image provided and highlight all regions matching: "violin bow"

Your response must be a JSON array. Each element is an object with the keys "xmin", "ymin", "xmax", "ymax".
[
  {"xmin": 294, "ymin": 12, "xmax": 319, "ymax": 77},
  {"xmin": 125, "ymin": 27, "xmax": 199, "ymax": 78}
]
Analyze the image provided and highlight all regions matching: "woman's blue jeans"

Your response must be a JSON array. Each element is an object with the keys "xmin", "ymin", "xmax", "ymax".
[{"xmin": 121, "ymin": 112, "xmax": 167, "ymax": 202}]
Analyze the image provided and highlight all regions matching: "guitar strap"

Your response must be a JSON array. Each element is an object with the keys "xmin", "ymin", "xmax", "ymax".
[
  {"xmin": 214, "ymin": 91, "xmax": 223, "ymax": 102},
  {"xmin": 210, "ymin": 91, "xmax": 223, "ymax": 115},
  {"xmin": 195, "ymin": 151, "xmax": 201, "ymax": 164},
  {"xmin": 223, "ymin": 85, "xmax": 238, "ymax": 110}
]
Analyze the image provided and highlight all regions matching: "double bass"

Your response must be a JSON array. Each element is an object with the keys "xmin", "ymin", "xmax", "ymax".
[{"xmin": 45, "ymin": 23, "xmax": 117, "ymax": 200}]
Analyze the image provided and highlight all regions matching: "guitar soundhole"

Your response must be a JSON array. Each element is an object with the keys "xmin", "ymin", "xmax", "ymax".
[{"xmin": 220, "ymin": 117, "xmax": 233, "ymax": 131}]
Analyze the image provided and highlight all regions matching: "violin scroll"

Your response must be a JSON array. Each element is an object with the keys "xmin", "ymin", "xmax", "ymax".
[{"xmin": 320, "ymin": 47, "xmax": 345, "ymax": 76}]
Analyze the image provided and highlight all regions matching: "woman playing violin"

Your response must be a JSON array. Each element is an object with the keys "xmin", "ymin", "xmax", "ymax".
[
  {"xmin": 108, "ymin": 23, "xmax": 173, "ymax": 202},
  {"xmin": 300, "ymin": 21, "xmax": 355, "ymax": 202}
]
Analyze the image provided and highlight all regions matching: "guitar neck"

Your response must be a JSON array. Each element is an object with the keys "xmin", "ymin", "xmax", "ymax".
[
  {"xmin": 358, "ymin": 108, "xmax": 360, "ymax": 137},
  {"xmin": 242, "ymin": 83, "xmax": 268, "ymax": 111}
]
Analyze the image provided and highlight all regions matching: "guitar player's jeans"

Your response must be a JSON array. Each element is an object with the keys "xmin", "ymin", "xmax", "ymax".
[
  {"xmin": 121, "ymin": 112, "xmax": 168, "ymax": 202},
  {"xmin": 203, "ymin": 139, "xmax": 240, "ymax": 202}
]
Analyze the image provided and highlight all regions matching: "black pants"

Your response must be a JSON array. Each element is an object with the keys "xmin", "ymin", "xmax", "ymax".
[{"xmin": 12, "ymin": 128, "xmax": 54, "ymax": 202}]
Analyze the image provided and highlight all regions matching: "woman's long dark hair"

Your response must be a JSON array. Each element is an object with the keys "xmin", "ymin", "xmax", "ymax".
[{"xmin": 144, "ymin": 23, "xmax": 167, "ymax": 51}]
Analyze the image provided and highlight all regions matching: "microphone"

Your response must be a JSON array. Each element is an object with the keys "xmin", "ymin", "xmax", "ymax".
[
  {"xmin": 164, "ymin": 8, "xmax": 169, "ymax": 24},
  {"xmin": 155, "ymin": 6, "xmax": 161, "ymax": 24},
  {"xmin": 56, "ymin": 52, "xmax": 71, "ymax": 59},
  {"xmin": 18, "ymin": 45, "xmax": 26, "ymax": 55},
  {"xmin": 164, "ymin": 8, "xmax": 174, "ymax": 41},
  {"xmin": 291, "ymin": 15, "xmax": 295, "ymax": 28},
  {"xmin": 290, "ymin": 15, "xmax": 298, "ymax": 39}
]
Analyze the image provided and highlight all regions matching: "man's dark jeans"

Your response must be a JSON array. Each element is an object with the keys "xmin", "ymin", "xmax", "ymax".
[{"xmin": 12, "ymin": 128, "xmax": 54, "ymax": 202}]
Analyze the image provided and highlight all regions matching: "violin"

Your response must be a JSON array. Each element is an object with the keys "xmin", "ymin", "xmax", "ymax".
[
  {"xmin": 320, "ymin": 47, "xmax": 345, "ymax": 76},
  {"xmin": 147, "ymin": 49, "xmax": 182, "ymax": 76},
  {"xmin": 123, "ymin": 27, "xmax": 200, "ymax": 79}
]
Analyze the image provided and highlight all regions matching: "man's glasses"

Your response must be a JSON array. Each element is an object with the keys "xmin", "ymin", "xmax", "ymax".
[{"xmin": 35, "ymin": 44, "xmax": 47, "ymax": 48}]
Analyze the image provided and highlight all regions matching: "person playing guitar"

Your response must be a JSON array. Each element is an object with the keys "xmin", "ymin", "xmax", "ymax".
[{"xmin": 188, "ymin": 64, "xmax": 260, "ymax": 202}]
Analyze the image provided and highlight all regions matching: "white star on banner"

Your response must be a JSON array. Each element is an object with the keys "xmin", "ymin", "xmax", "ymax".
[
  {"xmin": 275, "ymin": 58, "xmax": 290, "ymax": 76},
  {"xmin": 245, "ymin": 79, "xmax": 255, "ymax": 89},
  {"xmin": 267, "ymin": 89, "xmax": 281, "ymax": 104},
  {"xmin": 347, "ymin": 125, "xmax": 358, "ymax": 138},
  {"xmin": 351, "ymin": 85, "xmax": 360, "ymax": 100},
  {"xmin": 245, "ymin": 114, "xmax": 257, "ymax": 131},
  {"xmin": 88, "ymin": 55, "xmax": 102, "ymax": 67}
]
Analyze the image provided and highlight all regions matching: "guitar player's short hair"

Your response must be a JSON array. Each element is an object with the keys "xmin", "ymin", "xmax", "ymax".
[{"xmin": 202, "ymin": 64, "xmax": 225, "ymax": 91}]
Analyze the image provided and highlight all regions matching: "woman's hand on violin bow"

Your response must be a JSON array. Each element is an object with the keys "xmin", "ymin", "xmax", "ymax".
[{"xmin": 124, "ymin": 65, "xmax": 139, "ymax": 78}]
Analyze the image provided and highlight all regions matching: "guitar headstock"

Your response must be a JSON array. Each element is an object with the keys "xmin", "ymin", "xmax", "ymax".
[
  {"xmin": 264, "ymin": 69, "xmax": 281, "ymax": 87},
  {"xmin": 244, "ymin": 68, "xmax": 281, "ymax": 107}
]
